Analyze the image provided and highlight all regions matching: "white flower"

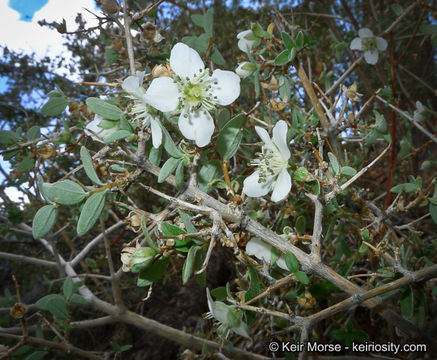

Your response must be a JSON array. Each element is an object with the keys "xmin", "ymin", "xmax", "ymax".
[
  {"xmin": 243, "ymin": 120, "xmax": 291, "ymax": 202},
  {"xmin": 122, "ymin": 71, "xmax": 179, "ymax": 148},
  {"xmin": 145, "ymin": 43, "xmax": 241, "ymax": 147},
  {"xmin": 235, "ymin": 61, "xmax": 256, "ymax": 78},
  {"xmin": 246, "ymin": 237, "xmax": 288, "ymax": 271},
  {"xmin": 350, "ymin": 28, "xmax": 387, "ymax": 65},
  {"xmin": 85, "ymin": 115, "xmax": 118, "ymax": 143},
  {"xmin": 237, "ymin": 30, "xmax": 255, "ymax": 53},
  {"xmin": 205, "ymin": 289, "xmax": 250, "ymax": 339},
  {"xmin": 413, "ymin": 101, "xmax": 427, "ymax": 122}
]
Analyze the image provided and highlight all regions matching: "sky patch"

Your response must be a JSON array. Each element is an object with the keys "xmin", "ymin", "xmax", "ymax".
[{"xmin": 8, "ymin": 0, "xmax": 49, "ymax": 22}]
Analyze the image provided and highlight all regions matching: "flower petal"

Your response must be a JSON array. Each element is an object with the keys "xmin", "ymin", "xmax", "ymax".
[
  {"xmin": 358, "ymin": 28, "xmax": 374, "ymax": 38},
  {"xmin": 85, "ymin": 115, "xmax": 117, "ymax": 143},
  {"xmin": 210, "ymin": 69, "xmax": 240, "ymax": 106},
  {"xmin": 122, "ymin": 75, "xmax": 142, "ymax": 98},
  {"xmin": 375, "ymin": 37, "xmax": 387, "ymax": 51},
  {"xmin": 243, "ymin": 171, "xmax": 272, "ymax": 198},
  {"xmin": 271, "ymin": 168, "xmax": 291, "ymax": 202},
  {"xmin": 170, "ymin": 42, "xmax": 204, "ymax": 79},
  {"xmin": 237, "ymin": 30, "xmax": 255, "ymax": 53},
  {"xmin": 364, "ymin": 50, "xmax": 379, "ymax": 65},
  {"xmin": 144, "ymin": 77, "xmax": 180, "ymax": 112},
  {"xmin": 150, "ymin": 118, "xmax": 162, "ymax": 148},
  {"xmin": 246, "ymin": 237, "xmax": 272, "ymax": 263},
  {"xmin": 255, "ymin": 126, "xmax": 273, "ymax": 147},
  {"xmin": 272, "ymin": 120, "xmax": 290, "ymax": 160},
  {"xmin": 276, "ymin": 257, "xmax": 289, "ymax": 271},
  {"xmin": 350, "ymin": 37, "xmax": 362, "ymax": 50},
  {"xmin": 178, "ymin": 109, "xmax": 215, "ymax": 147}
]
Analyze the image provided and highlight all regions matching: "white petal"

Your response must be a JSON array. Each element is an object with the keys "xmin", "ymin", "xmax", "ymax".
[
  {"xmin": 358, "ymin": 28, "xmax": 374, "ymax": 38},
  {"xmin": 276, "ymin": 256, "xmax": 289, "ymax": 271},
  {"xmin": 271, "ymin": 168, "xmax": 291, "ymax": 202},
  {"xmin": 350, "ymin": 37, "xmax": 362, "ymax": 50},
  {"xmin": 364, "ymin": 50, "xmax": 379, "ymax": 65},
  {"xmin": 85, "ymin": 115, "xmax": 117, "ymax": 143},
  {"xmin": 376, "ymin": 37, "xmax": 387, "ymax": 51},
  {"xmin": 170, "ymin": 42, "xmax": 204, "ymax": 79},
  {"xmin": 243, "ymin": 171, "xmax": 271, "ymax": 198},
  {"xmin": 255, "ymin": 126, "xmax": 273, "ymax": 147},
  {"xmin": 246, "ymin": 237, "xmax": 272, "ymax": 263},
  {"xmin": 237, "ymin": 30, "xmax": 255, "ymax": 53},
  {"xmin": 178, "ymin": 109, "xmax": 215, "ymax": 147},
  {"xmin": 122, "ymin": 75, "xmax": 142, "ymax": 98},
  {"xmin": 210, "ymin": 69, "xmax": 240, "ymax": 106},
  {"xmin": 144, "ymin": 77, "xmax": 180, "ymax": 112},
  {"xmin": 272, "ymin": 120, "xmax": 290, "ymax": 160},
  {"xmin": 150, "ymin": 118, "xmax": 162, "ymax": 148},
  {"xmin": 136, "ymin": 71, "xmax": 145, "ymax": 85}
]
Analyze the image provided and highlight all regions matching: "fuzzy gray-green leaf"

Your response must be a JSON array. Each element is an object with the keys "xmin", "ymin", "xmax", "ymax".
[
  {"xmin": 77, "ymin": 190, "xmax": 108, "ymax": 236},
  {"xmin": 80, "ymin": 146, "xmax": 105, "ymax": 185},
  {"xmin": 32, "ymin": 205, "xmax": 57, "ymax": 239}
]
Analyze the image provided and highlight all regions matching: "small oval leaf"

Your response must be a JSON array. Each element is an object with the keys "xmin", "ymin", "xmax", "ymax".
[
  {"xmin": 80, "ymin": 146, "xmax": 105, "ymax": 185},
  {"xmin": 77, "ymin": 190, "xmax": 108, "ymax": 236},
  {"xmin": 32, "ymin": 205, "xmax": 57, "ymax": 239},
  {"xmin": 46, "ymin": 180, "xmax": 86, "ymax": 205},
  {"xmin": 86, "ymin": 97, "xmax": 123, "ymax": 120}
]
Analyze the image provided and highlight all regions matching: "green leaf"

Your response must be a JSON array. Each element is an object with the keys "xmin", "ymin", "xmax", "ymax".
[
  {"xmin": 37, "ymin": 176, "xmax": 52, "ymax": 204},
  {"xmin": 149, "ymin": 146, "xmax": 162, "ymax": 166},
  {"xmin": 295, "ymin": 215, "xmax": 306, "ymax": 234},
  {"xmin": 198, "ymin": 160, "xmax": 221, "ymax": 193},
  {"xmin": 105, "ymin": 47, "xmax": 119, "ymax": 64},
  {"xmin": 211, "ymin": 287, "xmax": 227, "ymax": 301},
  {"xmin": 401, "ymin": 287, "xmax": 414, "ymax": 319},
  {"xmin": 281, "ymin": 32, "xmax": 294, "ymax": 50},
  {"xmin": 86, "ymin": 97, "xmax": 122, "ymax": 120},
  {"xmin": 293, "ymin": 167, "xmax": 308, "ymax": 182},
  {"xmin": 296, "ymin": 31, "xmax": 304, "ymax": 50},
  {"xmin": 161, "ymin": 222, "xmax": 193, "ymax": 251},
  {"xmin": 26, "ymin": 126, "xmax": 41, "ymax": 141},
  {"xmin": 80, "ymin": 146, "xmax": 105, "ymax": 186},
  {"xmin": 40, "ymin": 96, "xmax": 68, "ymax": 116},
  {"xmin": 62, "ymin": 277, "xmax": 74, "ymax": 300},
  {"xmin": 178, "ymin": 210, "xmax": 197, "ymax": 233},
  {"xmin": 191, "ymin": 14, "xmax": 204, "ymax": 28},
  {"xmin": 211, "ymin": 47, "xmax": 226, "ymax": 66},
  {"xmin": 194, "ymin": 33, "xmax": 211, "ymax": 53},
  {"xmin": 137, "ymin": 257, "xmax": 170, "ymax": 286},
  {"xmin": 175, "ymin": 160, "xmax": 185, "ymax": 189},
  {"xmin": 77, "ymin": 190, "xmax": 108, "ymax": 236},
  {"xmin": 288, "ymin": 47, "xmax": 297, "ymax": 62},
  {"xmin": 16, "ymin": 157, "xmax": 35, "ymax": 172},
  {"xmin": 103, "ymin": 130, "xmax": 132, "ymax": 144},
  {"xmin": 295, "ymin": 271, "xmax": 309, "ymax": 284},
  {"xmin": 216, "ymin": 108, "xmax": 230, "ymax": 130},
  {"xmin": 98, "ymin": 119, "xmax": 118, "ymax": 129},
  {"xmin": 0, "ymin": 130, "xmax": 21, "ymax": 145},
  {"xmin": 182, "ymin": 246, "xmax": 199, "ymax": 285},
  {"xmin": 158, "ymin": 157, "xmax": 180, "ymax": 183},
  {"xmin": 285, "ymin": 252, "xmax": 299, "ymax": 273},
  {"xmin": 328, "ymin": 152, "xmax": 340, "ymax": 175},
  {"xmin": 203, "ymin": 9, "xmax": 214, "ymax": 36},
  {"xmin": 244, "ymin": 266, "xmax": 262, "ymax": 302},
  {"xmin": 340, "ymin": 166, "xmax": 357, "ymax": 177},
  {"xmin": 36, "ymin": 294, "xmax": 68, "ymax": 320},
  {"xmin": 216, "ymin": 114, "xmax": 246, "ymax": 159},
  {"xmin": 32, "ymin": 205, "xmax": 57, "ymax": 239},
  {"xmin": 274, "ymin": 50, "xmax": 290, "ymax": 66},
  {"xmin": 46, "ymin": 180, "xmax": 86, "ymax": 205},
  {"xmin": 69, "ymin": 294, "xmax": 87, "ymax": 305},
  {"xmin": 390, "ymin": 183, "xmax": 420, "ymax": 194},
  {"xmin": 251, "ymin": 23, "xmax": 264, "ymax": 38},
  {"xmin": 159, "ymin": 122, "xmax": 184, "ymax": 158}
]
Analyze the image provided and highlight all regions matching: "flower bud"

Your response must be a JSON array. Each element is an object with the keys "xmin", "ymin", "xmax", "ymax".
[{"xmin": 235, "ymin": 62, "xmax": 256, "ymax": 78}]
